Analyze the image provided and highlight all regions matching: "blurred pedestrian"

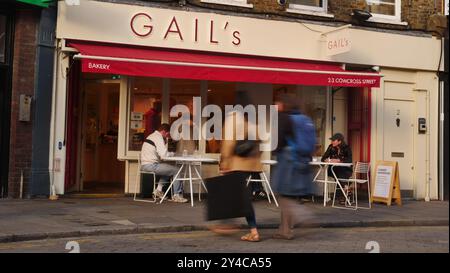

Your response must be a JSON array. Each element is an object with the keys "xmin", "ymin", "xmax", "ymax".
[
  {"xmin": 218, "ymin": 91, "xmax": 263, "ymax": 242},
  {"xmin": 271, "ymin": 95, "xmax": 316, "ymax": 240}
]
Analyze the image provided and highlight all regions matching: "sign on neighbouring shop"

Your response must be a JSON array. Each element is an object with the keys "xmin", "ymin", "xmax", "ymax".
[{"xmin": 322, "ymin": 27, "xmax": 352, "ymax": 56}]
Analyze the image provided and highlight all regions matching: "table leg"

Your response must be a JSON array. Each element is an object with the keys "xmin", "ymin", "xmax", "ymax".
[
  {"xmin": 160, "ymin": 163, "xmax": 185, "ymax": 204},
  {"xmin": 311, "ymin": 165, "xmax": 323, "ymax": 204},
  {"xmin": 188, "ymin": 164, "xmax": 194, "ymax": 207},
  {"xmin": 330, "ymin": 166, "xmax": 352, "ymax": 207},
  {"xmin": 324, "ymin": 166, "xmax": 328, "ymax": 206},
  {"xmin": 193, "ymin": 165, "xmax": 208, "ymax": 201}
]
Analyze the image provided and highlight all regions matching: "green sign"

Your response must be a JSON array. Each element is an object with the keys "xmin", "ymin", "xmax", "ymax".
[{"xmin": 16, "ymin": 0, "xmax": 52, "ymax": 8}]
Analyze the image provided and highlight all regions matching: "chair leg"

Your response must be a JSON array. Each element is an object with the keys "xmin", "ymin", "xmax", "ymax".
[
  {"xmin": 133, "ymin": 171, "xmax": 139, "ymax": 201},
  {"xmin": 332, "ymin": 183, "xmax": 337, "ymax": 207},
  {"xmin": 246, "ymin": 175, "xmax": 252, "ymax": 187},
  {"xmin": 259, "ymin": 172, "xmax": 272, "ymax": 204},
  {"xmin": 261, "ymin": 171, "xmax": 278, "ymax": 207},
  {"xmin": 345, "ymin": 182, "xmax": 357, "ymax": 210}
]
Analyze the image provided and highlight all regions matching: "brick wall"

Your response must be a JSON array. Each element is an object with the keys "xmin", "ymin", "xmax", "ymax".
[
  {"xmin": 8, "ymin": 9, "xmax": 39, "ymax": 198},
  {"xmin": 402, "ymin": 0, "xmax": 437, "ymax": 30},
  {"xmin": 184, "ymin": 0, "xmax": 444, "ymax": 32}
]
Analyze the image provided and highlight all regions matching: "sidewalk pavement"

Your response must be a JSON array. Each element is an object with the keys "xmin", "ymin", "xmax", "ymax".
[{"xmin": 0, "ymin": 197, "xmax": 448, "ymax": 243}]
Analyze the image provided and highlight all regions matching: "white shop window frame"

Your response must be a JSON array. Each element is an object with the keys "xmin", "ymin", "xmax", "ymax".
[
  {"xmin": 120, "ymin": 77, "xmax": 168, "ymax": 160},
  {"xmin": 289, "ymin": 0, "xmax": 328, "ymax": 14},
  {"xmin": 200, "ymin": 0, "xmax": 253, "ymax": 8},
  {"xmin": 366, "ymin": 0, "xmax": 402, "ymax": 23},
  {"xmin": 121, "ymin": 78, "xmax": 206, "ymax": 159}
]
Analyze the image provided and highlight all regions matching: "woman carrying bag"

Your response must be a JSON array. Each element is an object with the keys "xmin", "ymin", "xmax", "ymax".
[{"xmin": 215, "ymin": 91, "xmax": 263, "ymax": 242}]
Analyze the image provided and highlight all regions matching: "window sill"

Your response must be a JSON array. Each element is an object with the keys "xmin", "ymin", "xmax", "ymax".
[
  {"xmin": 286, "ymin": 8, "xmax": 335, "ymax": 18},
  {"xmin": 366, "ymin": 17, "xmax": 408, "ymax": 26},
  {"xmin": 200, "ymin": 0, "xmax": 253, "ymax": 9}
]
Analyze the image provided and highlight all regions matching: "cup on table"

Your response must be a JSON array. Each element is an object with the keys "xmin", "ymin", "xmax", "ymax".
[{"xmin": 182, "ymin": 150, "xmax": 188, "ymax": 157}]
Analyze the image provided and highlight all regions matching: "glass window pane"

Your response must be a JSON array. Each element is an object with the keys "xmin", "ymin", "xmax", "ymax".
[
  {"xmin": 128, "ymin": 77, "xmax": 163, "ymax": 151},
  {"xmin": 205, "ymin": 81, "xmax": 236, "ymax": 154},
  {"xmin": 0, "ymin": 15, "xmax": 6, "ymax": 63},
  {"xmin": 290, "ymin": 0, "xmax": 324, "ymax": 8},
  {"xmin": 366, "ymin": 0, "xmax": 396, "ymax": 16},
  {"xmin": 274, "ymin": 85, "xmax": 327, "ymax": 156},
  {"xmin": 169, "ymin": 79, "xmax": 201, "ymax": 154}
]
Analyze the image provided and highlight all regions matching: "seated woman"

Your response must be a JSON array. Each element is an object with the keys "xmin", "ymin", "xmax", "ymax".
[{"xmin": 321, "ymin": 133, "xmax": 353, "ymax": 203}]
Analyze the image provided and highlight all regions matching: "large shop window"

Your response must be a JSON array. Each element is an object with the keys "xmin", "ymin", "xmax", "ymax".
[
  {"xmin": 0, "ymin": 15, "xmax": 6, "ymax": 63},
  {"xmin": 128, "ymin": 77, "xmax": 162, "ymax": 151},
  {"xmin": 169, "ymin": 79, "xmax": 201, "ymax": 154},
  {"xmin": 126, "ymin": 77, "xmax": 329, "ymax": 156},
  {"xmin": 274, "ymin": 84, "xmax": 328, "ymax": 156},
  {"xmin": 289, "ymin": 0, "xmax": 328, "ymax": 13},
  {"xmin": 205, "ymin": 81, "xmax": 237, "ymax": 154},
  {"xmin": 366, "ymin": 0, "xmax": 401, "ymax": 21}
]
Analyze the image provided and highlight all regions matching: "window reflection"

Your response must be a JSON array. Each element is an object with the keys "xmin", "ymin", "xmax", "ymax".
[
  {"xmin": 366, "ymin": 0, "xmax": 397, "ymax": 17},
  {"xmin": 0, "ymin": 15, "xmax": 6, "ymax": 63},
  {"xmin": 169, "ymin": 79, "xmax": 201, "ymax": 154},
  {"xmin": 205, "ymin": 81, "xmax": 236, "ymax": 154},
  {"xmin": 274, "ymin": 84, "xmax": 327, "ymax": 156},
  {"xmin": 128, "ymin": 77, "xmax": 162, "ymax": 151}
]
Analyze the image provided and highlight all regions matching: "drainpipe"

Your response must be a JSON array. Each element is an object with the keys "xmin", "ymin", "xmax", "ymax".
[
  {"xmin": 425, "ymin": 89, "xmax": 431, "ymax": 202},
  {"xmin": 19, "ymin": 170, "xmax": 23, "ymax": 199}
]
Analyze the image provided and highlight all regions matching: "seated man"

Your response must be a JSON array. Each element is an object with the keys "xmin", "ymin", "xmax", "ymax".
[
  {"xmin": 321, "ymin": 133, "xmax": 353, "ymax": 203},
  {"xmin": 141, "ymin": 123, "xmax": 188, "ymax": 203}
]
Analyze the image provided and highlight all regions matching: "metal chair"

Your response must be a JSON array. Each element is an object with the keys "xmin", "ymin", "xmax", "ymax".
[
  {"xmin": 333, "ymin": 162, "xmax": 371, "ymax": 210},
  {"xmin": 246, "ymin": 171, "xmax": 279, "ymax": 207},
  {"xmin": 134, "ymin": 153, "xmax": 172, "ymax": 203}
]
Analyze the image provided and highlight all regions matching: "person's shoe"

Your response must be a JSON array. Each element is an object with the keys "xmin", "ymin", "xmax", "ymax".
[
  {"xmin": 257, "ymin": 191, "xmax": 267, "ymax": 199},
  {"xmin": 240, "ymin": 232, "xmax": 260, "ymax": 242},
  {"xmin": 171, "ymin": 194, "xmax": 188, "ymax": 203},
  {"xmin": 252, "ymin": 191, "xmax": 267, "ymax": 201},
  {"xmin": 153, "ymin": 190, "xmax": 165, "ymax": 199}
]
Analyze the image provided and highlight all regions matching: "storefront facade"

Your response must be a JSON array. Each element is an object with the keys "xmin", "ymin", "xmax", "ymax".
[{"xmin": 52, "ymin": 0, "xmax": 443, "ymax": 200}]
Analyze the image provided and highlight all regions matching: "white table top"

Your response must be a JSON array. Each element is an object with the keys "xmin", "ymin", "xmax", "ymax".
[
  {"xmin": 261, "ymin": 159, "xmax": 278, "ymax": 165},
  {"xmin": 309, "ymin": 161, "xmax": 353, "ymax": 167},
  {"xmin": 261, "ymin": 160, "xmax": 352, "ymax": 167},
  {"xmin": 162, "ymin": 156, "xmax": 218, "ymax": 163}
]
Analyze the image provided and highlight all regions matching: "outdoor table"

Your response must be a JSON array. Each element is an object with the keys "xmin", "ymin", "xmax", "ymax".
[
  {"xmin": 309, "ymin": 161, "xmax": 353, "ymax": 207},
  {"xmin": 160, "ymin": 156, "xmax": 218, "ymax": 207}
]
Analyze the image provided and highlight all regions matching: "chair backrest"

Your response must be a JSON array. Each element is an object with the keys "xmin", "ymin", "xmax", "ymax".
[
  {"xmin": 353, "ymin": 161, "xmax": 370, "ymax": 177},
  {"xmin": 137, "ymin": 152, "xmax": 142, "ymax": 169},
  {"xmin": 354, "ymin": 162, "xmax": 370, "ymax": 176}
]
